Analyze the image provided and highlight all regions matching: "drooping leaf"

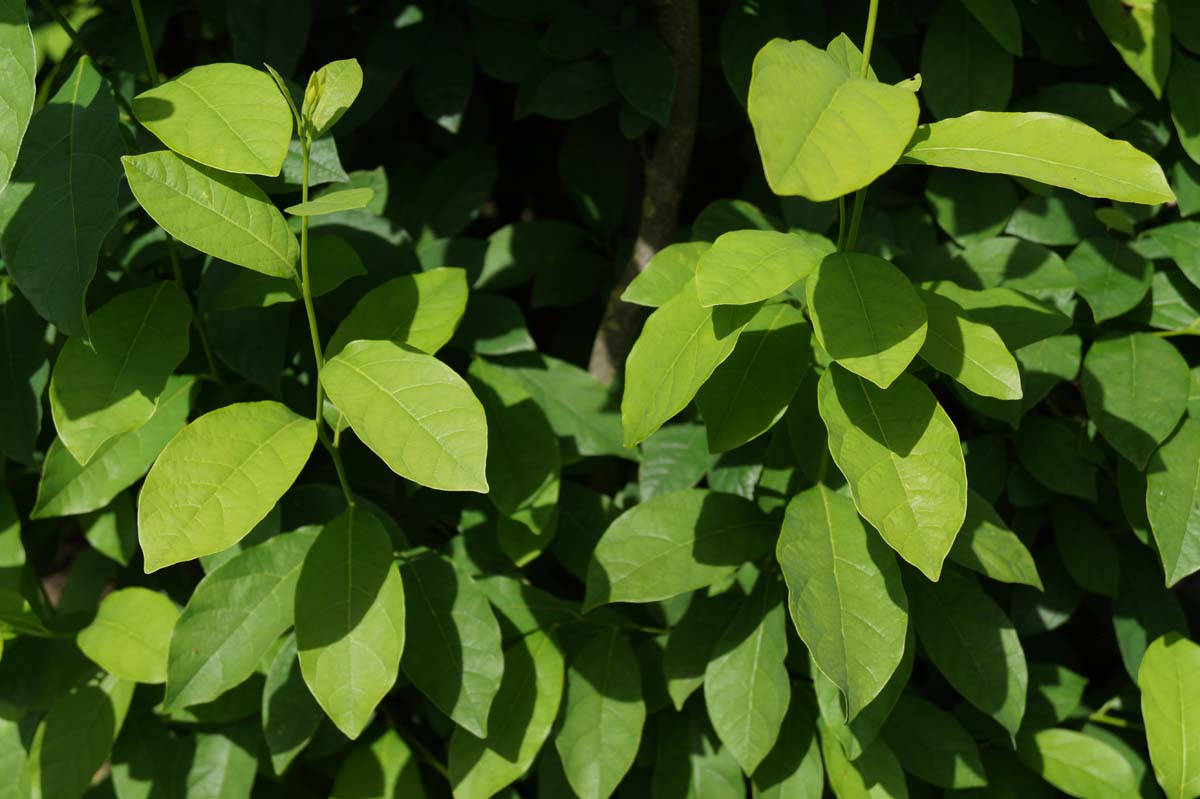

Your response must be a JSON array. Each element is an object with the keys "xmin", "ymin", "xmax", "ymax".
[
  {"xmin": 748, "ymin": 38, "xmax": 919, "ymax": 201},
  {"xmin": 295, "ymin": 508, "xmax": 406, "ymax": 739},
  {"xmin": 138, "ymin": 401, "xmax": 316, "ymax": 572},
  {"xmin": 901, "ymin": 111, "xmax": 1176, "ymax": 205},
  {"xmin": 695, "ymin": 229, "xmax": 832, "ymax": 307},
  {"xmin": 880, "ymin": 692, "xmax": 987, "ymax": 789},
  {"xmin": 1016, "ymin": 728, "xmax": 1141, "ymax": 799},
  {"xmin": 1138, "ymin": 633, "xmax": 1200, "ymax": 799},
  {"xmin": 818, "ymin": 366, "xmax": 968, "ymax": 581},
  {"xmin": 133, "ymin": 63, "xmax": 293, "ymax": 175},
  {"xmin": 1146, "ymin": 419, "xmax": 1200, "ymax": 586},
  {"xmin": 77, "ymin": 587, "xmax": 179, "ymax": 684},
  {"xmin": 917, "ymin": 287, "xmax": 1022, "ymax": 400},
  {"xmin": 325, "ymin": 268, "xmax": 468, "ymax": 358},
  {"xmin": 777, "ymin": 485, "xmax": 908, "ymax": 721},
  {"xmin": 0, "ymin": 0, "xmax": 35, "ymax": 195}
]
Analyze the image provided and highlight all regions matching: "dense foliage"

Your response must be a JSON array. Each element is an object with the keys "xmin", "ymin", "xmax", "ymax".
[{"xmin": 0, "ymin": 0, "xmax": 1199, "ymax": 797}]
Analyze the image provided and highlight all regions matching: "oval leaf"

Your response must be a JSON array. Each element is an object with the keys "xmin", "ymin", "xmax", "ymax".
[
  {"xmin": 325, "ymin": 268, "xmax": 468, "ymax": 359},
  {"xmin": 0, "ymin": 0, "xmax": 35, "ymax": 194},
  {"xmin": 1016, "ymin": 728, "xmax": 1140, "ymax": 799},
  {"xmin": 917, "ymin": 287, "xmax": 1022, "ymax": 400},
  {"xmin": 1146, "ymin": 419, "xmax": 1200, "ymax": 587},
  {"xmin": 695, "ymin": 230, "xmax": 833, "ymax": 307},
  {"xmin": 1139, "ymin": 633, "xmax": 1200, "ymax": 799},
  {"xmin": 77, "ymin": 587, "xmax": 179, "ymax": 684}
]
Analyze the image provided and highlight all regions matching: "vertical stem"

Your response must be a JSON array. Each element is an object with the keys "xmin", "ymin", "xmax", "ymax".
[
  {"xmin": 836, "ymin": 196, "xmax": 848, "ymax": 250},
  {"xmin": 129, "ymin": 0, "xmax": 159, "ymax": 85},
  {"xmin": 838, "ymin": 0, "xmax": 881, "ymax": 252},
  {"xmin": 845, "ymin": 189, "xmax": 868, "ymax": 252},
  {"xmin": 860, "ymin": 0, "xmax": 880, "ymax": 79}
]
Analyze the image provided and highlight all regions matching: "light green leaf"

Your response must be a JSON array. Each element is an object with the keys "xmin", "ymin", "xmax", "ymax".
[
  {"xmin": 0, "ymin": 57, "xmax": 123, "ymax": 338},
  {"xmin": 449, "ymin": 631, "xmax": 564, "ymax": 799},
  {"xmin": 881, "ymin": 693, "xmax": 987, "ymax": 788},
  {"xmin": 704, "ymin": 576, "xmax": 791, "ymax": 775},
  {"xmin": 908, "ymin": 567, "xmax": 1028, "ymax": 735},
  {"xmin": 1016, "ymin": 728, "xmax": 1141, "ymax": 799},
  {"xmin": 285, "ymin": 187, "xmax": 374, "ymax": 216},
  {"xmin": 1087, "ymin": 0, "xmax": 1170, "ymax": 99},
  {"xmin": 820, "ymin": 729, "xmax": 909, "ymax": 799},
  {"xmin": 139, "ymin": 400, "xmax": 316, "ymax": 572},
  {"xmin": 818, "ymin": 366, "xmax": 968, "ymax": 581},
  {"xmin": 123, "ymin": 150, "xmax": 300, "ymax": 278},
  {"xmin": 807, "ymin": 253, "xmax": 928, "ymax": 389},
  {"xmin": 32, "ymin": 375, "xmax": 194, "ymax": 519},
  {"xmin": 959, "ymin": 0, "xmax": 1023, "ymax": 54},
  {"xmin": 331, "ymin": 730, "xmax": 427, "ymax": 799},
  {"xmin": 1138, "ymin": 633, "xmax": 1200, "ymax": 799},
  {"xmin": 1146, "ymin": 419, "xmax": 1200, "ymax": 586},
  {"xmin": 621, "ymin": 280, "xmax": 758, "ymax": 446},
  {"xmin": 295, "ymin": 508, "xmax": 406, "ymax": 739},
  {"xmin": 49, "ymin": 283, "xmax": 192, "ymax": 464},
  {"xmin": 638, "ymin": 423, "xmax": 714, "ymax": 501},
  {"xmin": 302, "ymin": 58, "xmax": 363, "ymax": 139},
  {"xmin": 917, "ymin": 287, "xmax": 1022, "ymax": 400},
  {"xmin": 925, "ymin": 281, "xmax": 1071, "ymax": 351},
  {"xmin": 748, "ymin": 39, "xmax": 919, "ymax": 201},
  {"xmin": 949, "ymin": 490, "xmax": 1043, "ymax": 588},
  {"xmin": 1082, "ymin": 333, "xmax": 1190, "ymax": 469},
  {"xmin": 133, "ymin": 63, "xmax": 293, "ymax": 175},
  {"xmin": 696, "ymin": 302, "xmax": 812, "ymax": 453},
  {"xmin": 321, "ymin": 339, "xmax": 489, "ymax": 492},
  {"xmin": 262, "ymin": 633, "xmax": 323, "ymax": 776},
  {"xmin": 695, "ymin": 229, "xmax": 833, "ymax": 307},
  {"xmin": 183, "ymin": 721, "xmax": 259, "ymax": 799},
  {"xmin": 901, "ymin": 111, "xmax": 1176, "ymax": 205},
  {"xmin": 398, "ymin": 549, "xmax": 504, "ymax": 738},
  {"xmin": 555, "ymin": 628, "xmax": 645, "ymax": 799},
  {"xmin": 0, "ymin": 0, "xmax": 35, "ymax": 194},
  {"xmin": 164, "ymin": 528, "xmax": 317, "ymax": 709},
  {"xmin": 326, "ymin": 268, "xmax": 468, "ymax": 359},
  {"xmin": 584, "ymin": 489, "xmax": 774, "ymax": 609},
  {"xmin": 29, "ymin": 673, "xmax": 134, "ymax": 799},
  {"xmin": 622, "ymin": 242, "xmax": 708, "ymax": 307},
  {"xmin": 1067, "ymin": 236, "xmax": 1153, "ymax": 322},
  {"xmin": 778, "ymin": 485, "xmax": 908, "ymax": 721},
  {"xmin": 77, "ymin": 587, "xmax": 179, "ymax": 684}
]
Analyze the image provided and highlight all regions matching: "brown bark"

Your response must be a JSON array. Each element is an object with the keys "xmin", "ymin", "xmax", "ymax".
[{"xmin": 587, "ymin": 0, "xmax": 701, "ymax": 385}]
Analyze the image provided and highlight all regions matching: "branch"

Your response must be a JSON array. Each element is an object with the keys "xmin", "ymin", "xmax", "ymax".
[{"xmin": 587, "ymin": 0, "xmax": 701, "ymax": 385}]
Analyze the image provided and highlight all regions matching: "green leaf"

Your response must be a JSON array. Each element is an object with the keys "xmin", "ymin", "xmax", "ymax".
[
  {"xmin": 1016, "ymin": 414, "xmax": 1099, "ymax": 501},
  {"xmin": 0, "ymin": 0, "xmax": 35, "ymax": 194},
  {"xmin": 1169, "ymin": 51, "xmax": 1200, "ymax": 168},
  {"xmin": 695, "ymin": 230, "xmax": 832, "ymax": 307},
  {"xmin": 920, "ymin": 2, "xmax": 1013, "ymax": 120},
  {"xmin": 1026, "ymin": 663, "xmax": 1089, "ymax": 728},
  {"xmin": 638, "ymin": 423, "xmax": 714, "ymax": 501},
  {"xmin": 28, "ymin": 674, "xmax": 134, "ymax": 799},
  {"xmin": 1087, "ymin": 0, "xmax": 1170, "ymax": 99},
  {"xmin": 1082, "ymin": 333, "xmax": 1190, "ymax": 469},
  {"xmin": 295, "ymin": 508, "xmax": 406, "ymax": 739},
  {"xmin": 164, "ymin": 528, "xmax": 317, "ymax": 709},
  {"xmin": 960, "ymin": 0, "xmax": 1023, "ymax": 54},
  {"xmin": 925, "ymin": 281, "xmax": 1071, "ymax": 351},
  {"xmin": 1144, "ymin": 222, "xmax": 1200, "ymax": 291},
  {"xmin": 123, "ymin": 150, "xmax": 300, "ymax": 278},
  {"xmin": 449, "ymin": 631, "xmax": 564, "ymax": 799},
  {"xmin": 621, "ymin": 280, "xmax": 758, "ymax": 446},
  {"xmin": 398, "ymin": 549, "xmax": 504, "ymax": 738},
  {"xmin": 917, "ymin": 287, "xmax": 1022, "ymax": 400},
  {"xmin": 1146, "ymin": 419, "xmax": 1200, "ymax": 586},
  {"xmin": 818, "ymin": 366, "xmax": 968, "ymax": 581},
  {"xmin": 908, "ymin": 567, "xmax": 1028, "ymax": 735},
  {"xmin": 704, "ymin": 576, "xmax": 791, "ymax": 775},
  {"xmin": 696, "ymin": 302, "xmax": 812, "ymax": 453},
  {"xmin": 807, "ymin": 253, "xmax": 928, "ymax": 389},
  {"xmin": 1016, "ymin": 728, "xmax": 1141, "ymax": 799},
  {"xmin": 302, "ymin": 59, "xmax": 363, "ymax": 139},
  {"xmin": 663, "ymin": 592, "xmax": 740, "ymax": 712},
  {"xmin": 0, "ymin": 283, "xmax": 49, "ymax": 465},
  {"xmin": 321, "ymin": 340, "xmax": 489, "ymax": 492},
  {"xmin": 132, "ymin": 63, "xmax": 293, "ymax": 175},
  {"xmin": 778, "ymin": 485, "xmax": 908, "ymax": 720},
  {"xmin": 0, "ymin": 57, "xmax": 123, "ymax": 337},
  {"xmin": 622, "ymin": 242, "xmax": 708, "ymax": 307},
  {"xmin": 925, "ymin": 170, "xmax": 1018, "ymax": 246},
  {"xmin": 555, "ymin": 628, "xmax": 645, "ymax": 799},
  {"xmin": 949, "ymin": 490, "xmax": 1043, "ymax": 588},
  {"xmin": 1139, "ymin": 633, "xmax": 1200, "ymax": 799},
  {"xmin": 881, "ymin": 692, "xmax": 987, "ymax": 788},
  {"xmin": 1067, "ymin": 236, "xmax": 1153, "ymax": 322},
  {"xmin": 901, "ymin": 111, "xmax": 1176, "ymax": 205},
  {"xmin": 77, "ymin": 587, "xmax": 179, "ymax": 684},
  {"xmin": 584, "ymin": 489, "xmax": 774, "ymax": 609},
  {"xmin": 753, "ymin": 694, "xmax": 825, "ymax": 798},
  {"xmin": 326, "ymin": 268, "xmax": 468, "ymax": 359},
  {"xmin": 331, "ymin": 730, "xmax": 427, "ymax": 799},
  {"xmin": 285, "ymin": 187, "xmax": 374, "ymax": 216},
  {"xmin": 748, "ymin": 39, "xmax": 919, "ymax": 201},
  {"xmin": 820, "ymin": 728, "xmax": 909, "ymax": 799},
  {"xmin": 262, "ymin": 632, "xmax": 323, "ymax": 776},
  {"xmin": 183, "ymin": 721, "xmax": 259, "ymax": 799},
  {"xmin": 201, "ymin": 233, "xmax": 365, "ymax": 312},
  {"xmin": 49, "ymin": 283, "xmax": 192, "ymax": 464},
  {"xmin": 139, "ymin": 400, "xmax": 316, "ymax": 572},
  {"xmin": 612, "ymin": 28, "xmax": 674, "ymax": 126}
]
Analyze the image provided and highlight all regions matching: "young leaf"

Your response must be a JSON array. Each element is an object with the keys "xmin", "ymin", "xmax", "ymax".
[
  {"xmin": 807, "ymin": 253, "xmax": 929, "ymax": 390},
  {"xmin": 321, "ymin": 340, "xmax": 489, "ymax": 492},
  {"xmin": 1016, "ymin": 728, "xmax": 1141, "ymax": 799},
  {"xmin": 164, "ymin": 528, "xmax": 317, "ymax": 709},
  {"xmin": 0, "ymin": 57, "xmax": 123, "ymax": 337},
  {"xmin": 325, "ymin": 268, "xmax": 469, "ymax": 358},
  {"xmin": 818, "ymin": 366, "xmax": 968, "ymax": 581},
  {"xmin": 28, "ymin": 674, "xmax": 134, "ymax": 799},
  {"xmin": 584, "ymin": 489, "xmax": 774, "ymax": 609},
  {"xmin": 262, "ymin": 633, "xmax": 323, "ymax": 776},
  {"xmin": 555, "ymin": 628, "xmax": 645, "ymax": 799},
  {"xmin": 704, "ymin": 577, "xmax": 791, "ymax": 775},
  {"xmin": 908, "ymin": 567, "xmax": 1028, "ymax": 735},
  {"xmin": 1138, "ymin": 633, "xmax": 1200, "ymax": 799},
  {"xmin": 77, "ymin": 587, "xmax": 179, "ymax": 684},
  {"xmin": 284, "ymin": 186, "xmax": 374, "ymax": 216},
  {"xmin": 916, "ymin": 288, "xmax": 1022, "ymax": 400},
  {"xmin": 621, "ymin": 280, "xmax": 758, "ymax": 447},
  {"xmin": 622, "ymin": 241, "xmax": 709, "ymax": 307},
  {"xmin": 295, "ymin": 508, "xmax": 406, "ymax": 739},
  {"xmin": 694, "ymin": 229, "xmax": 833, "ymax": 307},
  {"xmin": 881, "ymin": 693, "xmax": 987, "ymax": 788},
  {"xmin": 1146, "ymin": 419, "xmax": 1200, "ymax": 586},
  {"xmin": 49, "ymin": 283, "xmax": 192, "ymax": 465},
  {"xmin": 0, "ymin": 0, "xmax": 35, "ymax": 194},
  {"xmin": 132, "ymin": 63, "xmax": 293, "ymax": 175},
  {"xmin": 748, "ymin": 39, "xmax": 919, "ymax": 201},
  {"xmin": 1081, "ymin": 333, "xmax": 1190, "ymax": 469},
  {"xmin": 123, "ymin": 150, "xmax": 300, "ymax": 278},
  {"xmin": 138, "ymin": 401, "xmax": 316, "ymax": 571},
  {"xmin": 901, "ymin": 111, "xmax": 1175, "ymax": 205},
  {"xmin": 777, "ymin": 485, "xmax": 908, "ymax": 721},
  {"xmin": 1087, "ymin": 0, "xmax": 1170, "ymax": 99},
  {"xmin": 449, "ymin": 631, "xmax": 564, "ymax": 799},
  {"xmin": 303, "ymin": 59, "xmax": 363, "ymax": 139},
  {"xmin": 398, "ymin": 549, "xmax": 504, "ymax": 738}
]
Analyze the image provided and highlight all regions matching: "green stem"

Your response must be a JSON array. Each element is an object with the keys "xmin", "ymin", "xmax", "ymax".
[
  {"xmin": 836, "ymin": 196, "xmax": 848, "ymax": 250},
  {"xmin": 845, "ymin": 188, "xmax": 868, "ymax": 252},
  {"xmin": 1087, "ymin": 711, "xmax": 1140, "ymax": 730},
  {"xmin": 860, "ymin": 0, "xmax": 880, "ymax": 79},
  {"xmin": 1151, "ymin": 322, "xmax": 1200, "ymax": 338},
  {"xmin": 128, "ymin": 0, "xmax": 159, "ymax": 85},
  {"xmin": 837, "ymin": 0, "xmax": 880, "ymax": 251}
]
